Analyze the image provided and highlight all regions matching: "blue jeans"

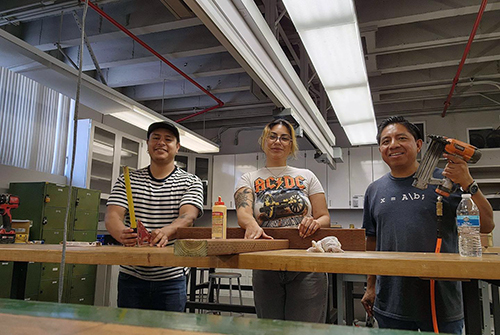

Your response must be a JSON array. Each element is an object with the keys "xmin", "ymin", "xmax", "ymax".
[
  {"xmin": 252, "ymin": 270, "xmax": 328, "ymax": 323},
  {"xmin": 117, "ymin": 272, "xmax": 187, "ymax": 312},
  {"xmin": 374, "ymin": 312, "xmax": 464, "ymax": 334}
]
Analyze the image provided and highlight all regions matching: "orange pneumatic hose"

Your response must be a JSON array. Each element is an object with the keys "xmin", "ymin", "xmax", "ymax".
[{"xmin": 430, "ymin": 196, "xmax": 444, "ymax": 333}]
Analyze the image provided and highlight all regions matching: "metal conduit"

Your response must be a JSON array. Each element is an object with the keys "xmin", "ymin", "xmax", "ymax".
[
  {"xmin": 81, "ymin": 0, "xmax": 224, "ymax": 122},
  {"xmin": 442, "ymin": 0, "xmax": 488, "ymax": 117}
]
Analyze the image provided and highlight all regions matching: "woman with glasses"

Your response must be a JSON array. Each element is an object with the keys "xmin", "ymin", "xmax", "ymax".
[{"xmin": 234, "ymin": 119, "xmax": 330, "ymax": 323}]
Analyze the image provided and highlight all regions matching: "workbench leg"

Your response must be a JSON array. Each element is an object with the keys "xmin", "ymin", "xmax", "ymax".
[
  {"xmin": 481, "ymin": 281, "xmax": 492, "ymax": 335},
  {"xmin": 188, "ymin": 267, "xmax": 197, "ymax": 313},
  {"xmin": 345, "ymin": 281, "xmax": 354, "ymax": 326},
  {"xmin": 10, "ymin": 261, "xmax": 27, "ymax": 300},
  {"xmin": 463, "ymin": 280, "xmax": 483, "ymax": 335},
  {"xmin": 492, "ymin": 284, "xmax": 500, "ymax": 335},
  {"xmin": 336, "ymin": 274, "xmax": 344, "ymax": 325}
]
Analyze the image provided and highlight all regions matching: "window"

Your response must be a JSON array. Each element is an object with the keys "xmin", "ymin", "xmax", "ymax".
[{"xmin": 0, "ymin": 66, "xmax": 74, "ymax": 176}]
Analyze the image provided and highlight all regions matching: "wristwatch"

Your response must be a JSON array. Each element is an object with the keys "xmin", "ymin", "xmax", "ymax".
[{"xmin": 462, "ymin": 180, "xmax": 479, "ymax": 195}]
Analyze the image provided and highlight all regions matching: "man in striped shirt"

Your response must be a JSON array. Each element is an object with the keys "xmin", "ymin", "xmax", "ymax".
[{"xmin": 105, "ymin": 121, "xmax": 204, "ymax": 312}]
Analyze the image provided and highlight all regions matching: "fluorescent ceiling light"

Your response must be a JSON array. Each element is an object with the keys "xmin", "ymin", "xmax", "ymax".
[
  {"xmin": 343, "ymin": 122, "xmax": 378, "ymax": 146},
  {"xmin": 301, "ymin": 25, "xmax": 366, "ymax": 88},
  {"xmin": 283, "ymin": 0, "xmax": 377, "ymax": 145},
  {"xmin": 111, "ymin": 109, "xmax": 219, "ymax": 153},
  {"xmin": 327, "ymin": 85, "xmax": 374, "ymax": 125}
]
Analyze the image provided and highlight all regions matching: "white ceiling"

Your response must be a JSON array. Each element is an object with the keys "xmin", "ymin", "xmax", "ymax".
[{"xmin": 1, "ymin": 0, "xmax": 499, "ymax": 145}]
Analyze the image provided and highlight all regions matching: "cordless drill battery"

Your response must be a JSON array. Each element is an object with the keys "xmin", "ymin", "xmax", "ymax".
[{"xmin": 0, "ymin": 194, "xmax": 20, "ymax": 244}]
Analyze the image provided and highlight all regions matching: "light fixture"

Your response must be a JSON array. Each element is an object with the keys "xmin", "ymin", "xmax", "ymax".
[
  {"xmin": 111, "ymin": 108, "xmax": 220, "ymax": 154},
  {"xmin": 283, "ymin": 0, "xmax": 378, "ymax": 145},
  {"xmin": 0, "ymin": 29, "xmax": 219, "ymax": 155},
  {"xmin": 185, "ymin": 0, "xmax": 338, "ymax": 166}
]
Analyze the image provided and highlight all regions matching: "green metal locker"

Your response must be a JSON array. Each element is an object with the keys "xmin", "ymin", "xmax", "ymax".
[{"xmin": 7, "ymin": 182, "xmax": 100, "ymax": 304}]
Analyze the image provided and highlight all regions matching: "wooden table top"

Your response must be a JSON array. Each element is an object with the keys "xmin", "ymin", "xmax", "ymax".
[
  {"xmin": 0, "ymin": 298, "xmax": 433, "ymax": 335},
  {"xmin": 2, "ymin": 244, "xmax": 500, "ymax": 280}
]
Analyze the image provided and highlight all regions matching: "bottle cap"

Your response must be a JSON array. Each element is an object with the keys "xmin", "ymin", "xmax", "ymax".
[
  {"xmin": 461, "ymin": 193, "xmax": 472, "ymax": 199},
  {"xmin": 215, "ymin": 196, "xmax": 225, "ymax": 206}
]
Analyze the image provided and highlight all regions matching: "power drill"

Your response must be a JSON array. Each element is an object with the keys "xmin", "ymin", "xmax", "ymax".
[
  {"xmin": 0, "ymin": 194, "xmax": 20, "ymax": 244},
  {"xmin": 413, "ymin": 135, "xmax": 481, "ymax": 197}
]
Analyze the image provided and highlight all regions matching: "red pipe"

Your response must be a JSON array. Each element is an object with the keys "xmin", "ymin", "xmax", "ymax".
[
  {"xmin": 82, "ymin": 0, "xmax": 224, "ymax": 122},
  {"xmin": 442, "ymin": 0, "xmax": 488, "ymax": 117}
]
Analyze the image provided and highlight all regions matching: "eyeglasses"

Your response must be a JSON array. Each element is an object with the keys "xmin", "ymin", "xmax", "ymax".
[{"xmin": 267, "ymin": 132, "xmax": 292, "ymax": 144}]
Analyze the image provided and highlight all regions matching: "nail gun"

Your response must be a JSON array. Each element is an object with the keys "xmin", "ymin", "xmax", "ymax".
[
  {"xmin": 0, "ymin": 194, "xmax": 20, "ymax": 244},
  {"xmin": 413, "ymin": 135, "xmax": 481, "ymax": 197}
]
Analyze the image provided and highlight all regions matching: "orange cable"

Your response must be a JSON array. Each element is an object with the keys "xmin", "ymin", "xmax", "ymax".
[{"xmin": 431, "ymin": 238, "xmax": 442, "ymax": 333}]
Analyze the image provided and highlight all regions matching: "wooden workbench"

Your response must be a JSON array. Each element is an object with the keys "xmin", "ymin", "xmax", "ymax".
[
  {"xmin": 0, "ymin": 298, "xmax": 434, "ymax": 335},
  {"xmin": 1, "ymin": 244, "xmax": 500, "ymax": 280}
]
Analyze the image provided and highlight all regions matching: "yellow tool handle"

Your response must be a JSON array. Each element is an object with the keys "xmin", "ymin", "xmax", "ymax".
[{"xmin": 123, "ymin": 166, "xmax": 137, "ymax": 229}]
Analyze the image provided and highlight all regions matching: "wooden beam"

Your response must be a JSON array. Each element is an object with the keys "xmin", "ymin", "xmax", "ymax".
[
  {"xmin": 174, "ymin": 238, "xmax": 289, "ymax": 257},
  {"xmin": 177, "ymin": 228, "xmax": 366, "ymax": 251}
]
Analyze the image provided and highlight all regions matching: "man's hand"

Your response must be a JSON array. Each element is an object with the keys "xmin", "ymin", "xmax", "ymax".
[
  {"xmin": 244, "ymin": 223, "xmax": 273, "ymax": 240},
  {"xmin": 298, "ymin": 216, "xmax": 320, "ymax": 238},
  {"xmin": 119, "ymin": 227, "xmax": 138, "ymax": 247},
  {"xmin": 361, "ymin": 286, "xmax": 376, "ymax": 317},
  {"xmin": 150, "ymin": 227, "xmax": 172, "ymax": 247},
  {"xmin": 442, "ymin": 153, "xmax": 474, "ymax": 190}
]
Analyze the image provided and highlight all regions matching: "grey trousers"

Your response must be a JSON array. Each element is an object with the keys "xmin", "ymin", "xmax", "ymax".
[{"xmin": 252, "ymin": 270, "xmax": 328, "ymax": 323}]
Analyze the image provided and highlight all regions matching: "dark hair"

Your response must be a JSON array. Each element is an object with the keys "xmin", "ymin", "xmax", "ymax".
[{"xmin": 376, "ymin": 116, "xmax": 422, "ymax": 144}]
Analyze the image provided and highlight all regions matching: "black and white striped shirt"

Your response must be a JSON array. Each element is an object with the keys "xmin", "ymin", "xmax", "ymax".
[{"xmin": 107, "ymin": 166, "xmax": 204, "ymax": 281}]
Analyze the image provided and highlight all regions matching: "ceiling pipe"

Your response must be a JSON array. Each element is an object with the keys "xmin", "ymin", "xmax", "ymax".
[
  {"xmin": 442, "ymin": 0, "xmax": 488, "ymax": 117},
  {"xmin": 81, "ymin": 0, "xmax": 224, "ymax": 123}
]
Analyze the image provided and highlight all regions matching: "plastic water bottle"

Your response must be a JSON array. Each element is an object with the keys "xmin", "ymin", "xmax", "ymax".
[{"xmin": 456, "ymin": 194, "xmax": 482, "ymax": 257}]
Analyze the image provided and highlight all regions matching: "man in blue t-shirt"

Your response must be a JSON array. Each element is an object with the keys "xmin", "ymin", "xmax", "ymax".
[{"xmin": 361, "ymin": 116, "xmax": 494, "ymax": 334}]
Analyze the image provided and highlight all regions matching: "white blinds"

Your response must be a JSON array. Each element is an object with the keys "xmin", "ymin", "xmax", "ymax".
[{"xmin": 0, "ymin": 67, "xmax": 74, "ymax": 176}]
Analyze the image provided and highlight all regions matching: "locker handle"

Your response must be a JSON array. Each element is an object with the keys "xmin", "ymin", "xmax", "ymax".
[{"xmin": 42, "ymin": 217, "xmax": 48, "ymax": 225}]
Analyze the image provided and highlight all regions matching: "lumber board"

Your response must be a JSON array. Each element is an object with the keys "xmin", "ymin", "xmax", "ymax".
[
  {"xmin": 174, "ymin": 238, "xmax": 289, "ymax": 257},
  {"xmin": 177, "ymin": 227, "xmax": 366, "ymax": 251}
]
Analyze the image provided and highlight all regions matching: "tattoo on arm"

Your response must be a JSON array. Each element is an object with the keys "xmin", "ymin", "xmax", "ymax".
[{"xmin": 236, "ymin": 188, "xmax": 253, "ymax": 209}]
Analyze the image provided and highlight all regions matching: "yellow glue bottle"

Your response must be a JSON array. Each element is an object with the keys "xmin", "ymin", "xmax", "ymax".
[{"xmin": 212, "ymin": 196, "xmax": 227, "ymax": 239}]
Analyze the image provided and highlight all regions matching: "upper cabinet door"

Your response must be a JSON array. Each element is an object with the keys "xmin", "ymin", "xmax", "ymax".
[
  {"xmin": 349, "ymin": 147, "xmax": 373, "ymax": 209},
  {"xmin": 372, "ymin": 146, "xmax": 390, "ymax": 181},
  {"xmin": 305, "ymin": 150, "xmax": 328, "ymax": 197},
  {"xmin": 212, "ymin": 155, "xmax": 236, "ymax": 209},
  {"xmin": 327, "ymin": 148, "xmax": 350, "ymax": 209},
  {"xmin": 235, "ymin": 153, "xmax": 258, "ymax": 188}
]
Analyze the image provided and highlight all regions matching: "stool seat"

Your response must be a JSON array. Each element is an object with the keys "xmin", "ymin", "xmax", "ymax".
[
  {"xmin": 207, "ymin": 271, "xmax": 244, "ymax": 315},
  {"xmin": 209, "ymin": 272, "xmax": 241, "ymax": 279}
]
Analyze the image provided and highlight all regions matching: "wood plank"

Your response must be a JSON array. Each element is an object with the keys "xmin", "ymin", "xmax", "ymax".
[
  {"xmin": 2, "ymin": 245, "xmax": 500, "ymax": 280},
  {"xmin": 177, "ymin": 227, "xmax": 366, "ymax": 251},
  {"xmin": 174, "ymin": 238, "xmax": 289, "ymax": 256}
]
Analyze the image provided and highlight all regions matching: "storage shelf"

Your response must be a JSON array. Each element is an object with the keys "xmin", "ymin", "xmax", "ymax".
[
  {"xmin": 90, "ymin": 175, "xmax": 112, "ymax": 182},
  {"xmin": 92, "ymin": 157, "xmax": 112, "ymax": 165}
]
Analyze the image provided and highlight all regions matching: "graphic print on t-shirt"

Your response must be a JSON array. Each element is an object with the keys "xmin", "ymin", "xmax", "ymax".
[{"xmin": 253, "ymin": 174, "xmax": 309, "ymax": 227}]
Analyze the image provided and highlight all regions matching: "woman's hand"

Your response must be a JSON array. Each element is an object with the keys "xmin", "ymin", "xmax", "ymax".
[
  {"xmin": 298, "ymin": 216, "xmax": 320, "ymax": 238},
  {"xmin": 119, "ymin": 228, "xmax": 137, "ymax": 247},
  {"xmin": 244, "ymin": 223, "xmax": 273, "ymax": 239}
]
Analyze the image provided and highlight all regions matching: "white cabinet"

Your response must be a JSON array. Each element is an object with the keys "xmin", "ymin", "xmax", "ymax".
[
  {"xmin": 175, "ymin": 153, "xmax": 213, "ymax": 209},
  {"xmin": 372, "ymin": 146, "xmax": 390, "ymax": 181},
  {"xmin": 327, "ymin": 151, "xmax": 350, "ymax": 209},
  {"xmin": 349, "ymin": 147, "xmax": 373, "ymax": 208},
  {"xmin": 74, "ymin": 119, "xmax": 147, "ymax": 222},
  {"xmin": 235, "ymin": 153, "xmax": 259, "ymax": 188},
  {"xmin": 212, "ymin": 155, "xmax": 236, "ymax": 209},
  {"xmin": 289, "ymin": 151, "xmax": 306, "ymax": 168},
  {"xmin": 305, "ymin": 150, "xmax": 328, "ymax": 198}
]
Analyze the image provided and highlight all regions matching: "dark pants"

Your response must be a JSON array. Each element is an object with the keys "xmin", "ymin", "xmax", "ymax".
[
  {"xmin": 117, "ymin": 272, "xmax": 187, "ymax": 312},
  {"xmin": 374, "ymin": 312, "xmax": 464, "ymax": 334}
]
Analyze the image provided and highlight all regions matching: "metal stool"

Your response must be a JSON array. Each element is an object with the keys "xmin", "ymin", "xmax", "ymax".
[{"xmin": 208, "ymin": 272, "xmax": 243, "ymax": 315}]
